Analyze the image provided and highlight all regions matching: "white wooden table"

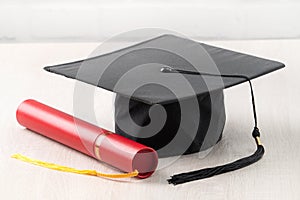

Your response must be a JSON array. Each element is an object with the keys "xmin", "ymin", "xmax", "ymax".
[{"xmin": 0, "ymin": 40, "xmax": 299, "ymax": 200}]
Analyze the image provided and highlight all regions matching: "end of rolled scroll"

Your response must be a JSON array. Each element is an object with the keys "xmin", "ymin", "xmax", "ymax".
[{"xmin": 132, "ymin": 147, "xmax": 158, "ymax": 179}]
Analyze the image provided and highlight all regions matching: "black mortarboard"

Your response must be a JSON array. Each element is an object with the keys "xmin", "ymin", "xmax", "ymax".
[{"xmin": 44, "ymin": 34, "xmax": 284, "ymax": 184}]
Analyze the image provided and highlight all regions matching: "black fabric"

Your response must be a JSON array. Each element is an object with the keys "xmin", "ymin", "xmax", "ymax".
[
  {"xmin": 43, "ymin": 34, "xmax": 285, "ymax": 157},
  {"xmin": 44, "ymin": 34, "xmax": 285, "ymax": 105},
  {"xmin": 115, "ymin": 90, "xmax": 226, "ymax": 157}
]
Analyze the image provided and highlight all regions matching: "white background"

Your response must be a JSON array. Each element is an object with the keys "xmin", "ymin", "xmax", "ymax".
[
  {"xmin": 1, "ymin": 0, "xmax": 300, "ymax": 42},
  {"xmin": 0, "ymin": 1, "xmax": 299, "ymax": 200}
]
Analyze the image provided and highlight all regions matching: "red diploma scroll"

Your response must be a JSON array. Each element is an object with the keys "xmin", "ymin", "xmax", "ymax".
[{"xmin": 16, "ymin": 99, "xmax": 158, "ymax": 178}]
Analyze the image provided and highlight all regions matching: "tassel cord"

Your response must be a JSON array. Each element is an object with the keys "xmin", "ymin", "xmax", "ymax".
[
  {"xmin": 161, "ymin": 67, "xmax": 265, "ymax": 185},
  {"xmin": 11, "ymin": 154, "xmax": 139, "ymax": 179}
]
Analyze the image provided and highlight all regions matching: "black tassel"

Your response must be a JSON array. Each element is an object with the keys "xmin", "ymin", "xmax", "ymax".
[
  {"xmin": 167, "ymin": 128, "xmax": 264, "ymax": 185},
  {"xmin": 161, "ymin": 66, "xmax": 265, "ymax": 185}
]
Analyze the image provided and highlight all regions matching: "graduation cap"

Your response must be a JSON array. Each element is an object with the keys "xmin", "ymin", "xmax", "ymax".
[{"xmin": 44, "ymin": 34, "xmax": 284, "ymax": 185}]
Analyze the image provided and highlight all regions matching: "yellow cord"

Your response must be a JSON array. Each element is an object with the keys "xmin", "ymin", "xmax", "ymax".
[
  {"xmin": 256, "ymin": 136, "xmax": 262, "ymax": 146},
  {"xmin": 11, "ymin": 154, "xmax": 139, "ymax": 179}
]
